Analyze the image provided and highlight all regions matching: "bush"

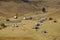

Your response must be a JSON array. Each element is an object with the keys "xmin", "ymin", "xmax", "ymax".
[
  {"xmin": 0, "ymin": 23, "xmax": 6, "ymax": 28},
  {"xmin": 42, "ymin": 7, "xmax": 46, "ymax": 13},
  {"xmin": 6, "ymin": 19, "xmax": 10, "ymax": 21}
]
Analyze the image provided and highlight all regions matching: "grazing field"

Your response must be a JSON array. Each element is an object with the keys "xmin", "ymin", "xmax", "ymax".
[{"xmin": 0, "ymin": 0, "xmax": 60, "ymax": 40}]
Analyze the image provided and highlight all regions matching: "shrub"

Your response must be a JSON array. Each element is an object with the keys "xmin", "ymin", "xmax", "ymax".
[
  {"xmin": 42, "ymin": 7, "xmax": 46, "ymax": 13},
  {"xmin": 6, "ymin": 19, "xmax": 10, "ymax": 21},
  {"xmin": 22, "ymin": 0, "xmax": 29, "ymax": 3},
  {"xmin": 0, "ymin": 23, "xmax": 6, "ymax": 28}
]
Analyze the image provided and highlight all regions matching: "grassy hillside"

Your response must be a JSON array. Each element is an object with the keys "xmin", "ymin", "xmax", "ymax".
[
  {"xmin": 0, "ymin": 0, "xmax": 60, "ymax": 17},
  {"xmin": 0, "ymin": 0, "xmax": 60, "ymax": 40}
]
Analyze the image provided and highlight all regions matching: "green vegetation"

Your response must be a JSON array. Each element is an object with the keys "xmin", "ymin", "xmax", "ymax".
[
  {"xmin": 0, "ymin": 23, "xmax": 6, "ymax": 28},
  {"xmin": 42, "ymin": 7, "xmax": 46, "ymax": 13}
]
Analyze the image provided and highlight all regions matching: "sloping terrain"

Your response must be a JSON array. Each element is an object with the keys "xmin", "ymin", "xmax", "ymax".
[
  {"xmin": 0, "ymin": 0, "xmax": 60, "ymax": 40},
  {"xmin": 0, "ymin": 0, "xmax": 60, "ymax": 17}
]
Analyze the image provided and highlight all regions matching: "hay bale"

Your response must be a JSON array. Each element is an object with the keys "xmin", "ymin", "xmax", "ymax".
[
  {"xmin": 41, "ymin": 30, "xmax": 47, "ymax": 33},
  {"xmin": 32, "ymin": 23, "xmax": 40, "ymax": 31},
  {"xmin": 35, "ymin": 23, "xmax": 40, "ymax": 26},
  {"xmin": 49, "ymin": 18, "xmax": 53, "ymax": 20},
  {"xmin": 23, "ymin": 17, "xmax": 33, "ymax": 20},
  {"xmin": 14, "ymin": 16, "xmax": 18, "ymax": 19},
  {"xmin": 52, "ymin": 20, "xmax": 57, "ymax": 23},
  {"xmin": 6, "ymin": 19, "xmax": 10, "ymax": 21}
]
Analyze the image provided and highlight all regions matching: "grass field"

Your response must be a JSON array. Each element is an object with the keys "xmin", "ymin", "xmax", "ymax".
[{"xmin": 0, "ymin": 0, "xmax": 60, "ymax": 40}]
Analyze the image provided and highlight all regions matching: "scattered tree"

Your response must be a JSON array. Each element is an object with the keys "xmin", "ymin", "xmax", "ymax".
[{"xmin": 42, "ymin": 7, "xmax": 46, "ymax": 13}]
